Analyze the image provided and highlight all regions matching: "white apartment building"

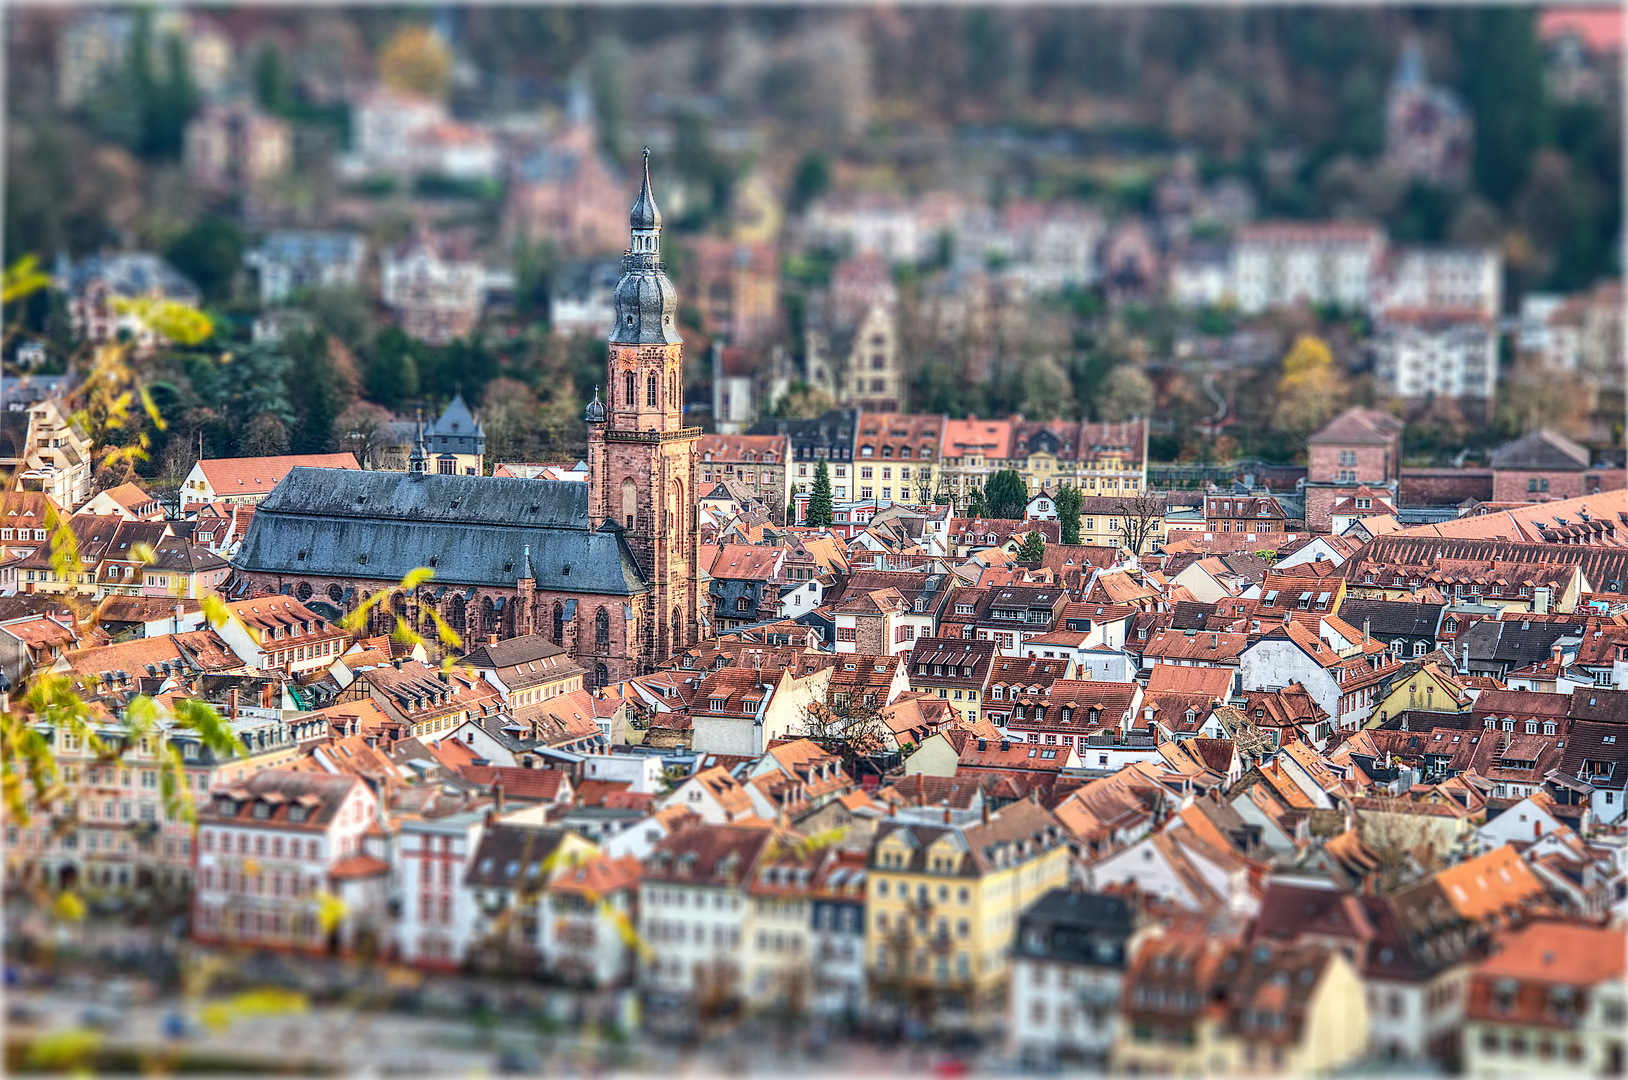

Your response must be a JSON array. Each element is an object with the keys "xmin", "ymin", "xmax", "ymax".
[
  {"xmin": 1231, "ymin": 223, "xmax": 1386, "ymax": 315},
  {"xmin": 193, "ymin": 769, "xmax": 383, "ymax": 950},
  {"xmin": 1373, "ymin": 313, "xmax": 1498, "ymax": 403},
  {"xmin": 1374, "ymin": 246, "xmax": 1502, "ymax": 319}
]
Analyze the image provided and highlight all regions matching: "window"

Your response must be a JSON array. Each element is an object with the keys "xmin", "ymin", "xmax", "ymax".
[
  {"xmin": 624, "ymin": 372, "xmax": 636, "ymax": 406},
  {"xmin": 647, "ymin": 374, "xmax": 659, "ymax": 408},
  {"xmin": 595, "ymin": 608, "xmax": 610, "ymax": 648}
]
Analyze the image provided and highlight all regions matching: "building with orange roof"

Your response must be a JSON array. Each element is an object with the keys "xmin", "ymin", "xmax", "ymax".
[
  {"xmin": 938, "ymin": 417, "xmax": 1012, "ymax": 503},
  {"xmin": 178, "ymin": 452, "xmax": 359, "ymax": 512},
  {"xmin": 637, "ymin": 821, "xmax": 782, "ymax": 1003},
  {"xmin": 1462, "ymin": 918, "xmax": 1626, "ymax": 1078},
  {"xmin": 541, "ymin": 852, "xmax": 642, "ymax": 987},
  {"xmin": 219, "ymin": 595, "xmax": 348, "ymax": 677},
  {"xmin": 1430, "ymin": 844, "xmax": 1550, "ymax": 927},
  {"xmin": 80, "ymin": 481, "xmax": 164, "ymax": 521},
  {"xmin": 193, "ymin": 768, "xmax": 384, "ymax": 954}
]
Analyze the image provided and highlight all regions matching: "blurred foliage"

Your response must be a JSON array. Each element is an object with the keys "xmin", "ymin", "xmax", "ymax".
[{"xmin": 379, "ymin": 25, "xmax": 452, "ymax": 99}]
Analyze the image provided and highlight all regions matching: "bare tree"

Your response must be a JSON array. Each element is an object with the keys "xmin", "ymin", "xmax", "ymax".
[
  {"xmin": 800, "ymin": 692, "xmax": 890, "ymax": 772},
  {"xmin": 334, "ymin": 401, "xmax": 396, "ymax": 469},
  {"xmin": 1114, "ymin": 488, "xmax": 1165, "ymax": 555}
]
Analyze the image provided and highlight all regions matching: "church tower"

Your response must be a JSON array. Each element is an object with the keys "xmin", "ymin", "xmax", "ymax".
[{"xmin": 585, "ymin": 151, "xmax": 703, "ymax": 669}]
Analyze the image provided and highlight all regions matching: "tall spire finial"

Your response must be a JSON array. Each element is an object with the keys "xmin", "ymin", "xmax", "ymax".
[{"xmin": 630, "ymin": 149, "xmax": 661, "ymax": 233}]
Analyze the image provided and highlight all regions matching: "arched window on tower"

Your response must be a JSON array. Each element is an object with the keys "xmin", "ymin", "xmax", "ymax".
[
  {"xmin": 672, "ymin": 606, "xmax": 684, "ymax": 648},
  {"xmin": 670, "ymin": 373, "xmax": 678, "ymax": 409},
  {"xmin": 552, "ymin": 602, "xmax": 564, "ymax": 644},
  {"xmin": 622, "ymin": 478, "xmax": 638, "ymax": 531},
  {"xmin": 595, "ymin": 663, "xmax": 609, "ymax": 688},
  {"xmin": 647, "ymin": 374, "xmax": 658, "ymax": 408},
  {"xmin": 595, "ymin": 607, "xmax": 610, "ymax": 649},
  {"xmin": 625, "ymin": 372, "xmax": 636, "ymax": 407}
]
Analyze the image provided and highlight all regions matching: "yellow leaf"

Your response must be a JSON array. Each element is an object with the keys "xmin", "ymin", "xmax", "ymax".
[
  {"xmin": 201, "ymin": 1002, "xmax": 232, "ymax": 1032},
  {"xmin": 52, "ymin": 891, "xmax": 85, "ymax": 923},
  {"xmin": 315, "ymin": 891, "xmax": 347, "ymax": 935},
  {"xmin": 399, "ymin": 566, "xmax": 436, "ymax": 591},
  {"xmin": 23, "ymin": 1028, "xmax": 102, "ymax": 1070},
  {"xmin": 230, "ymin": 988, "xmax": 309, "ymax": 1017},
  {"xmin": 201, "ymin": 593, "xmax": 233, "ymax": 630}
]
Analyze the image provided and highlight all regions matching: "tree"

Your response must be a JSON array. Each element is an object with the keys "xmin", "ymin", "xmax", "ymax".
[
  {"xmin": 807, "ymin": 460, "xmax": 834, "ymax": 528},
  {"xmin": 1273, "ymin": 334, "xmax": 1348, "ymax": 446},
  {"xmin": 166, "ymin": 217, "xmax": 245, "ymax": 306},
  {"xmin": 1055, "ymin": 484, "xmax": 1084, "ymax": 545},
  {"xmin": 787, "ymin": 497, "xmax": 798, "ymax": 526},
  {"xmin": 791, "ymin": 152, "xmax": 831, "ymax": 212},
  {"xmin": 252, "ymin": 42, "xmax": 291, "ymax": 115},
  {"xmin": 1099, "ymin": 365, "xmax": 1155, "ymax": 422},
  {"xmin": 1114, "ymin": 489, "xmax": 1166, "ymax": 556},
  {"xmin": 379, "ymin": 25, "xmax": 452, "ymax": 99},
  {"xmin": 769, "ymin": 381, "xmax": 835, "ymax": 420},
  {"xmin": 365, "ymin": 328, "xmax": 421, "ymax": 410},
  {"xmin": 334, "ymin": 401, "xmax": 396, "ymax": 469},
  {"xmin": 242, "ymin": 412, "xmax": 290, "ymax": 457},
  {"xmin": 984, "ymin": 469, "xmax": 1029, "ymax": 519},
  {"xmin": 480, "ymin": 377, "xmax": 541, "ymax": 463},
  {"xmin": 965, "ymin": 485, "xmax": 987, "ymax": 517},
  {"xmin": 1017, "ymin": 530, "xmax": 1046, "ymax": 562}
]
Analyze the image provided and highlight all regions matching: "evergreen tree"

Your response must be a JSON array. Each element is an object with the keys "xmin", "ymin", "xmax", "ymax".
[
  {"xmin": 1017, "ymin": 530, "xmax": 1046, "ymax": 562},
  {"xmin": 966, "ymin": 485, "xmax": 987, "ymax": 517},
  {"xmin": 285, "ymin": 330, "xmax": 344, "ymax": 455},
  {"xmin": 1055, "ymin": 484, "xmax": 1084, "ymax": 545},
  {"xmin": 807, "ymin": 460, "xmax": 834, "ymax": 528},
  {"xmin": 985, "ymin": 469, "xmax": 1029, "ymax": 519},
  {"xmin": 787, "ymin": 497, "xmax": 798, "ymax": 526}
]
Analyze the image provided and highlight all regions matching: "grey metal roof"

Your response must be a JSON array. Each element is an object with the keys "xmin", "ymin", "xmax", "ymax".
[
  {"xmin": 233, "ymin": 468, "xmax": 647, "ymax": 596},
  {"xmin": 1338, "ymin": 599, "xmax": 1443, "ymax": 640}
]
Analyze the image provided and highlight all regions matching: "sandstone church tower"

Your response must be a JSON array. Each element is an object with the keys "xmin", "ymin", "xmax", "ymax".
[{"xmin": 585, "ymin": 151, "xmax": 703, "ymax": 668}]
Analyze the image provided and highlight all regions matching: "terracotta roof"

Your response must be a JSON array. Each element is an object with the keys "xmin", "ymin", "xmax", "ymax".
[
  {"xmin": 1435, "ymin": 845, "xmax": 1549, "ymax": 922},
  {"xmin": 1146, "ymin": 664, "xmax": 1234, "ymax": 699},
  {"xmin": 1466, "ymin": 920, "xmax": 1626, "ymax": 1027},
  {"xmin": 328, "ymin": 854, "xmax": 391, "ymax": 879},
  {"xmin": 940, "ymin": 418, "xmax": 1011, "ymax": 459},
  {"xmin": 197, "ymin": 453, "xmax": 359, "ymax": 495}
]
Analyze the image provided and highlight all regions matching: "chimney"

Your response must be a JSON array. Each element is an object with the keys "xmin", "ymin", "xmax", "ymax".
[
  {"xmin": 173, "ymin": 602, "xmax": 184, "ymax": 633},
  {"xmin": 981, "ymin": 800, "xmax": 991, "ymax": 826},
  {"xmin": 942, "ymin": 806, "xmax": 952, "ymax": 824},
  {"xmin": 228, "ymin": 688, "xmax": 239, "ymax": 722},
  {"xmin": 1363, "ymin": 618, "xmax": 1371, "ymax": 646},
  {"xmin": 493, "ymin": 781, "xmax": 505, "ymax": 815}
]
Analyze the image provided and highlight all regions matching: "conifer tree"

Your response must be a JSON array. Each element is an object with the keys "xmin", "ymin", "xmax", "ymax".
[
  {"xmin": 1017, "ymin": 530, "xmax": 1046, "ymax": 562},
  {"xmin": 807, "ymin": 459, "xmax": 834, "ymax": 528}
]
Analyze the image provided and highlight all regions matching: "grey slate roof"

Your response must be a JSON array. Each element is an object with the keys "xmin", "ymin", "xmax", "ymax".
[
  {"xmin": 1490, "ymin": 429, "xmax": 1590, "ymax": 471},
  {"xmin": 1338, "ymin": 599, "xmax": 1443, "ymax": 641},
  {"xmin": 1012, "ymin": 888, "xmax": 1135, "ymax": 967},
  {"xmin": 233, "ymin": 468, "xmax": 647, "ymax": 596}
]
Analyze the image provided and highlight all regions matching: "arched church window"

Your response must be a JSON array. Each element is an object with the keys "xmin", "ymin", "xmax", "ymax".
[
  {"xmin": 595, "ymin": 607, "xmax": 610, "ymax": 649},
  {"xmin": 595, "ymin": 663, "xmax": 609, "ymax": 688},
  {"xmin": 552, "ymin": 602, "xmax": 564, "ymax": 644},
  {"xmin": 622, "ymin": 478, "xmax": 638, "ymax": 531},
  {"xmin": 647, "ymin": 374, "xmax": 658, "ymax": 408},
  {"xmin": 625, "ymin": 372, "xmax": 636, "ymax": 407}
]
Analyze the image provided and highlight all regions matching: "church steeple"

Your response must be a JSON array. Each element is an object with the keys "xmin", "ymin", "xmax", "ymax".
[
  {"xmin": 408, "ymin": 410, "xmax": 428, "ymax": 474},
  {"xmin": 610, "ymin": 151, "xmax": 681, "ymax": 347}
]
